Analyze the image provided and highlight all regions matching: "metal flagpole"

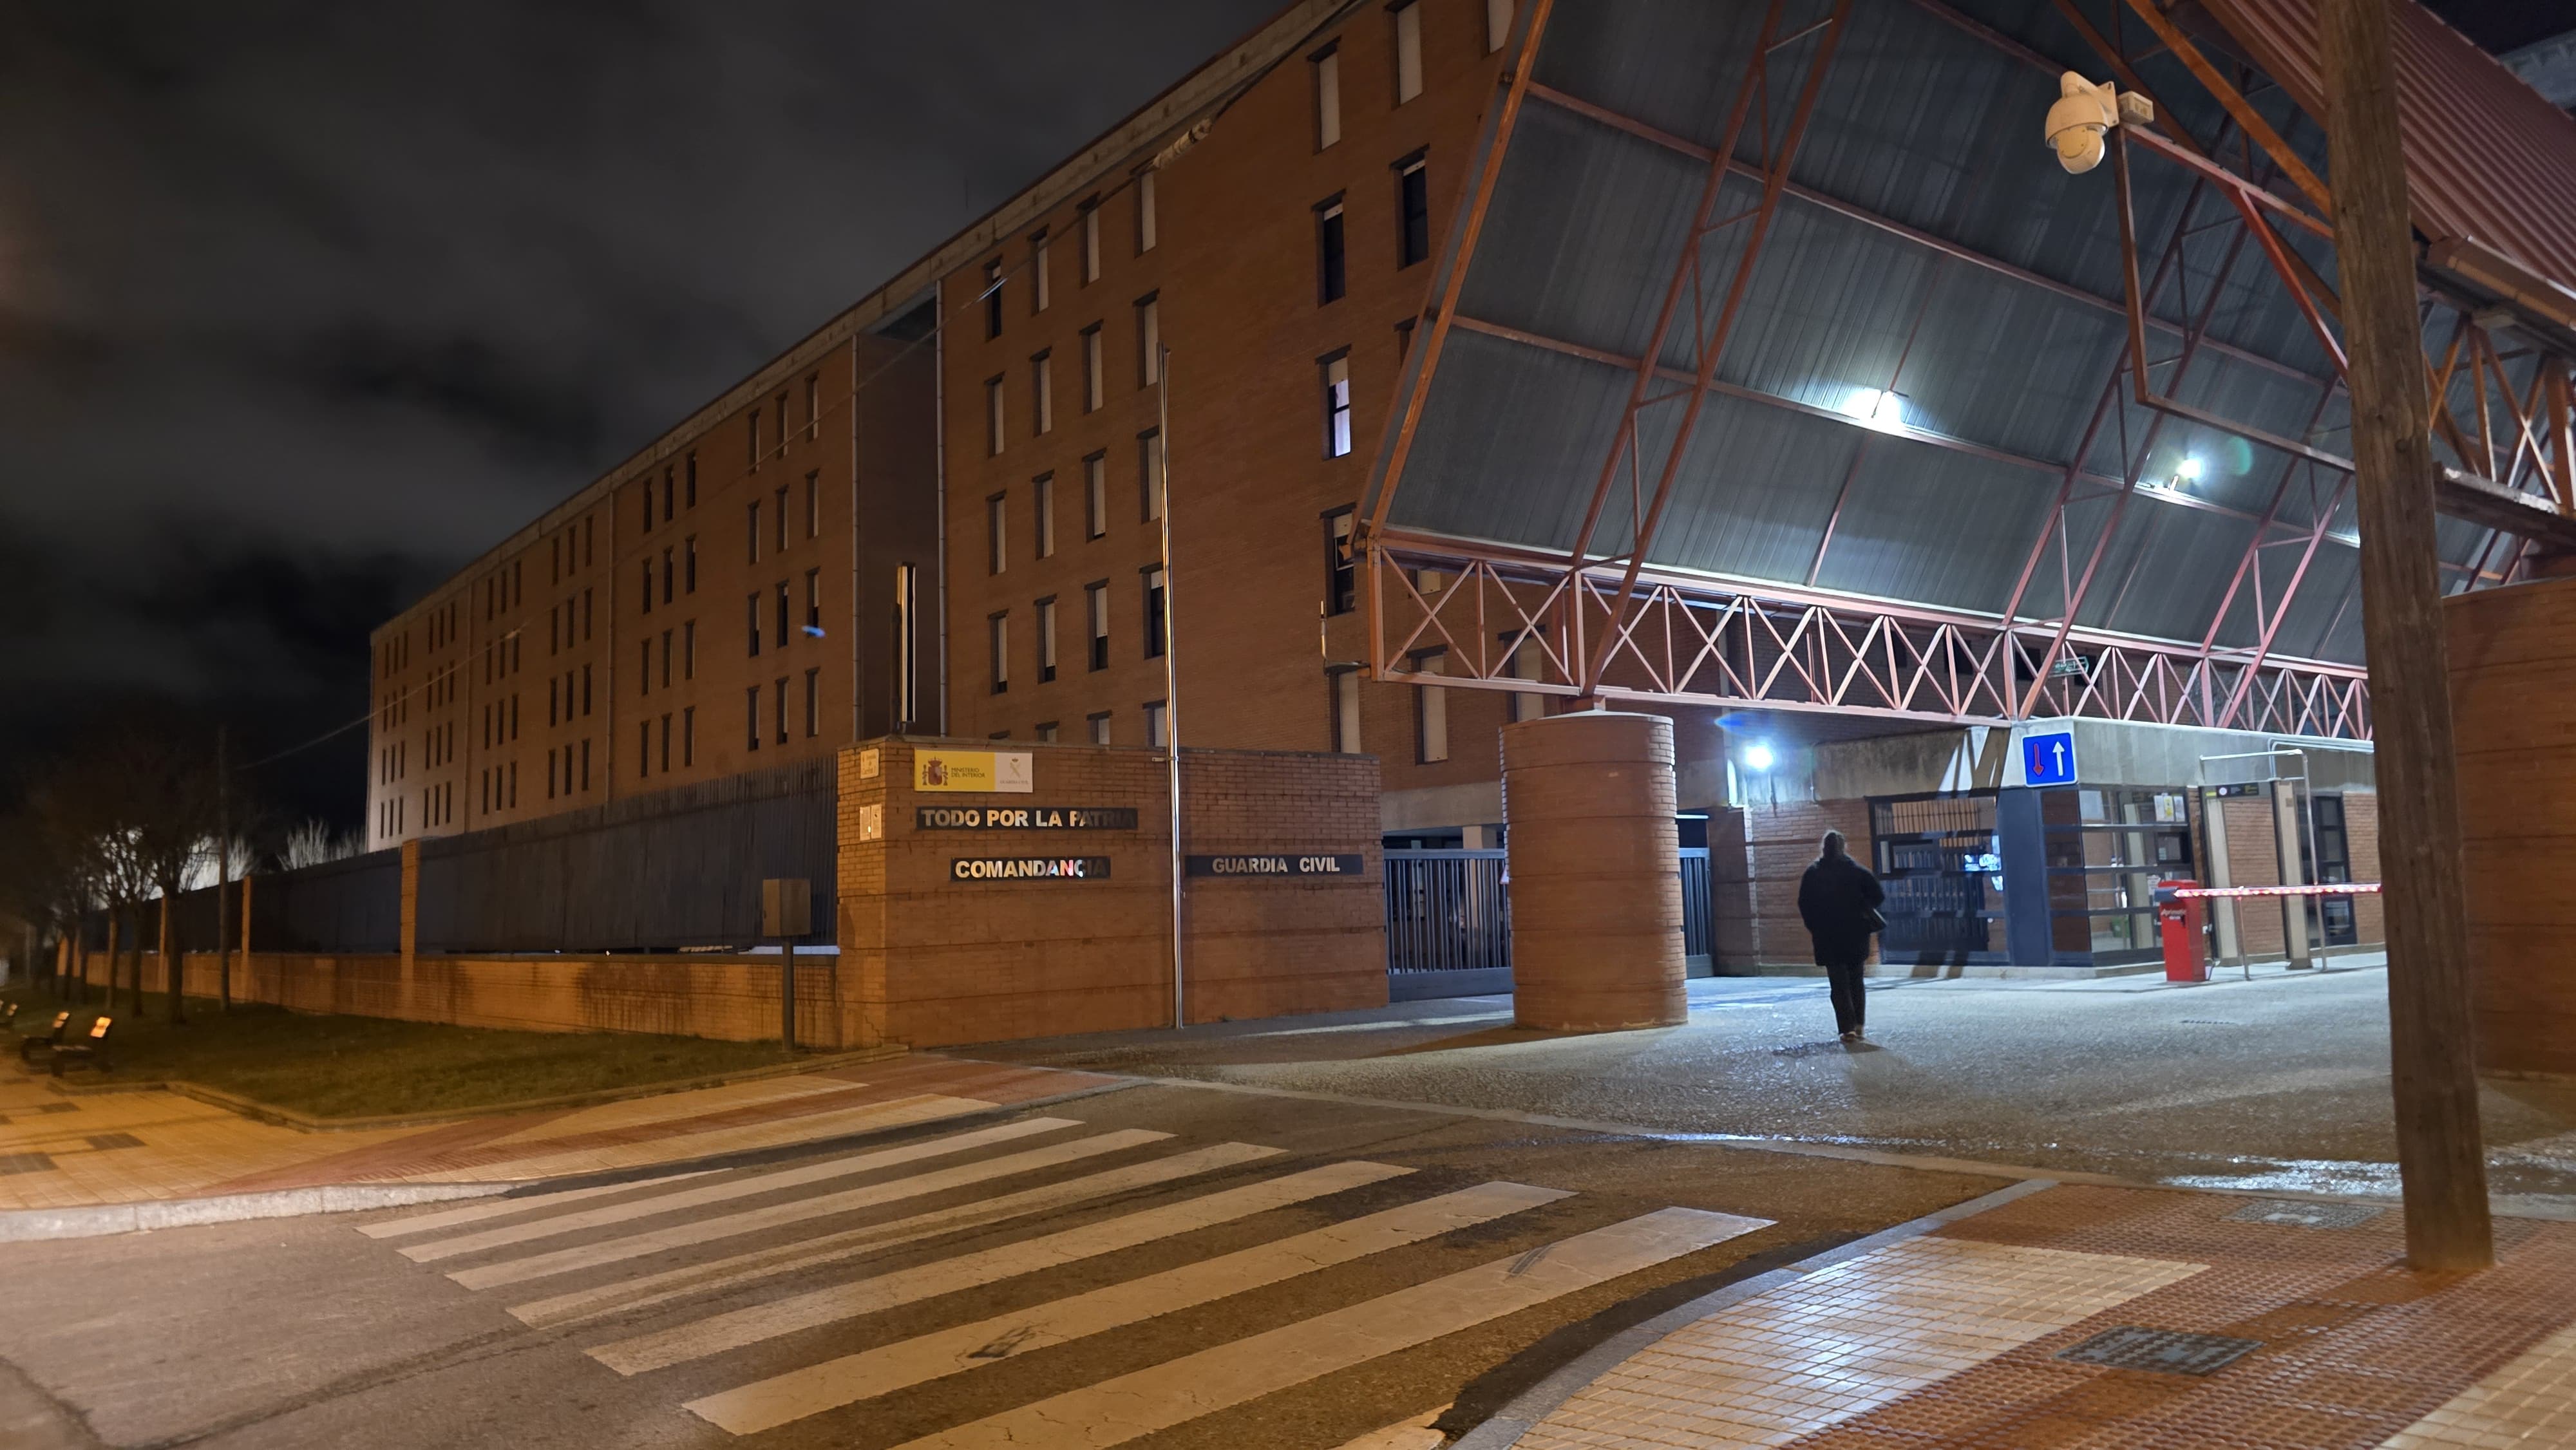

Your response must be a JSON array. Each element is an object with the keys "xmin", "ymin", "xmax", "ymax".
[{"xmin": 1159, "ymin": 343, "xmax": 1183, "ymax": 1029}]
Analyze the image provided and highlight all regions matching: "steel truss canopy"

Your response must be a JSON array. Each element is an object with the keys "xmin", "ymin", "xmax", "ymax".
[{"xmin": 1358, "ymin": 0, "xmax": 2576, "ymax": 744}]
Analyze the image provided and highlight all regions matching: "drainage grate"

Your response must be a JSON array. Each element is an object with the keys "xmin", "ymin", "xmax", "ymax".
[
  {"xmin": 0, "ymin": 1153, "xmax": 57, "ymax": 1176},
  {"xmin": 2227, "ymin": 1198, "xmax": 2383, "ymax": 1230},
  {"xmin": 84, "ymin": 1133, "xmax": 144, "ymax": 1151},
  {"xmin": 2060, "ymin": 1326, "xmax": 2262, "ymax": 1376}
]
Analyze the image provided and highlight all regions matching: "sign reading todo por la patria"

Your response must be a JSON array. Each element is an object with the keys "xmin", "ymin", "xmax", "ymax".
[{"xmin": 914, "ymin": 805, "xmax": 1139, "ymax": 831}]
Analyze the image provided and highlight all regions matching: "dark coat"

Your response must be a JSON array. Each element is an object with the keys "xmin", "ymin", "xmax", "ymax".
[{"xmin": 1797, "ymin": 852, "xmax": 1886, "ymax": 966}]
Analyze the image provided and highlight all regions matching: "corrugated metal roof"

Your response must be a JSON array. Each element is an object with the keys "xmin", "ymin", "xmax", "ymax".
[{"xmin": 2200, "ymin": 0, "xmax": 2576, "ymax": 300}]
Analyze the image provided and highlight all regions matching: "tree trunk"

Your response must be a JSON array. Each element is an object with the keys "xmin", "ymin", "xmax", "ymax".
[{"xmin": 162, "ymin": 887, "xmax": 185, "ymax": 1025}]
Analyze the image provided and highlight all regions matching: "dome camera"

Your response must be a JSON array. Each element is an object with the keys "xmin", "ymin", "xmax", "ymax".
[{"xmin": 2044, "ymin": 71, "xmax": 2119, "ymax": 174}]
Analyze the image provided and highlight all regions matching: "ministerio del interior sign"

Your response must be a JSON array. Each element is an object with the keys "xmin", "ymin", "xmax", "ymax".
[{"xmin": 914, "ymin": 749, "xmax": 1033, "ymax": 793}]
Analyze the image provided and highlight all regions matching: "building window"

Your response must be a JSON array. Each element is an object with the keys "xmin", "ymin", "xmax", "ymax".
[
  {"xmin": 684, "ymin": 451, "xmax": 698, "ymax": 507},
  {"xmin": 1037, "ymin": 596, "xmax": 1059, "ymax": 682},
  {"xmin": 1144, "ymin": 699, "xmax": 1168, "ymax": 749},
  {"xmin": 894, "ymin": 562, "xmax": 919, "ymax": 730},
  {"xmin": 804, "ymin": 568, "xmax": 820, "ymax": 634},
  {"xmin": 1136, "ymin": 167, "xmax": 1157, "ymax": 253},
  {"xmin": 775, "ymin": 581, "xmax": 790, "ymax": 656},
  {"xmin": 805, "ymin": 471, "xmax": 819, "ymax": 538},
  {"xmin": 1032, "ymin": 350, "xmax": 1054, "ymax": 435},
  {"xmin": 639, "ymin": 719, "xmax": 650, "ymax": 778},
  {"xmin": 684, "ymin": 619, "xmax": 696, "ymax": 679},
  {"xmin": 773, "ymin": 391, "xmax": 786, "ymax": 455},
  {"xmin": 987, "ymin": 492, "xmax": 1009, "ymax": 575},
  {"xmin": 989, "ymin": 612, "xmax": 1010, "ymax": 695},
  {"xmin": 746, "ymin": 687, "xmax": 761, "ymax": 750},
  {"xmin": 1034, "ymin": 474, "xmax": 1056, "ymax": 558},
  {"xmin": 661, "ymin": 546, "xmax": 674, "ymax": 605},
  {"xmin": 1397, "ymin": 154, "xmax": 1430, "ymax": 267},
  {"xmin": 1136, "ymin": 293, "xmax": 1160, "ymax": 386},
  {"xmin": 804, "ymin": 668, "xmax": 820, "ymax": 737},
  {"xmin": 1325, "ymin": 507, "xmax": 1357, "ymax": 616},
  {"xmin": 1313, "ymin": 43, "xmax": 1341, "ymax": 149},
  {"xmin": 685, "ymin": 535, "xmax": 697, "ymax": 593},
  {"xmin": 639, "ymin": 476, "xmax": 654, "ymax": 534},
  {"xmin": 1487, "ymin": 0, "xmax": 1513, "ymax": 51},
  {"xmin": 1414, "ymin": 650, "xmax": 1449, "ymax": 762},
  {"xmin": 1086, "ymin": 581, "xmax": 1110, "ymax": 670},
  {"xmin": 640, "ymin": 638, "xmax": 651, "ymax": 695},
  {"xmin": 749, "ymin": 406, "xmax": 762, "ymax": 469},
  {"xmin": 1031, "ymin": 229, "xmax": 1051, "ymax": 312},
  {"xmin": 1085, "ymin": 453, "xmax": 1108, "ymax": 538},
  {"xmin": 748, "ymin": 592, "xmax": 762, "ymax": 657},
  {"xmin": 1139, "ymin": 429, "xmax": 1164, "ymax": 521},
  {"xmin": 775, "ymin": 677, "xmax": 789, "ymax": 744},
  {"xmin": 1331, "ymin": 667, "xmax": 1363, "ymax": 752},
  {"xmin": 1393, "ymin": 1, "xmax": 1423, "ymax": 103},
  {"xmin": 682, "ymin": 706, "xmax": 696, "ymax": 766},
  {"xmin": 748, "ymin": 500, "xmax": 762, "ymax": 563},
  {"xmin": 1036, "ymin": 721, "xmax": 1059, "ymax": 742},
  {"xmin": 985, "ymin": 375, "xmax": 1006, "ymax": 456},
  {"xmin": 1316, "ymin": 197, "xmax": 1347, "ymax": 304},
  {"xmin": 775, "ymin": 484, "xmax": 789, "ymax": 554},
  {"xmin": 641, "ymin": 557, "xmax": 654, "ymax": 614},
  {"xmin": 1079, "ymin": 199, "xmax": 1101, "ymax": 283},
  {"xmin": 659, "ymin": 713, "xmax": 672, "ymax": 773},
  {"xmin": 1143, "ymin": 566, "xmax": 1167, "ymax": 659},
  {"xmin": 1088, "ymin": 711, "xmax": 1112, "ymax": 745},
  {"xmin": 582, "ymin": 662, "xmax": 592, "ymax": 713},
  {"xmin": 1322, "ymin": 352, "xmax": 1353, "ymax": 457},
  {"xmin": 1081, "ymin": 325, "xmax": 1104, "ymax": 411},
  {"xmin": 660, "ymin": 628, "xmax": 673, "ymax": 688},
  {"xmin": 983, "ymin": 258, "xmax": 1005, "ymax": 339},
  {"xmin": 804, "ymin": 374, "xmax": 819, "ymax": 440}
]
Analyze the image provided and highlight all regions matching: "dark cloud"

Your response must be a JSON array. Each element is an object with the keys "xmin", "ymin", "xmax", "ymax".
[{"xmin": 0, "ymin": 0, "xmax": 1280, "ymax": 822}]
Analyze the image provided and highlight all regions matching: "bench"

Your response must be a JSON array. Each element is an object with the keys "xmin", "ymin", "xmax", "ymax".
[
  {"xmin": 50, "ymin": 1017, "xmax": 113, "ymax": 1077},
  {"xmin": 17, "ymin": 1012, "xmax": 70, "ymax": 1065}
]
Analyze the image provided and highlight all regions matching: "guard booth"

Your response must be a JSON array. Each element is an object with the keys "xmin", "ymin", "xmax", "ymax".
[{"xmin": 1870, "ymin": 785, "xmax": 2194, "ymax": 972}]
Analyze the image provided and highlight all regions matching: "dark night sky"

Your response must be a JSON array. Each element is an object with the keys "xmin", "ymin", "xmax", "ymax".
[{"xmin": 0, "ymin": 0, "xmax": 2562, "ymax": 829}]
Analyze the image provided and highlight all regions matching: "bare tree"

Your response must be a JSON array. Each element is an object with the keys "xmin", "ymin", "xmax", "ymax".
[{"xmin": 279, "ymin": 820, "xmax": 361, "ymax": 870}]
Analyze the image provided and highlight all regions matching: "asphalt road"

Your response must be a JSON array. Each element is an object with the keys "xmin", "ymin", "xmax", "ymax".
[{"xmin": 0, "ymin": 1078, "xmax": 1991, "ymax": 1449}]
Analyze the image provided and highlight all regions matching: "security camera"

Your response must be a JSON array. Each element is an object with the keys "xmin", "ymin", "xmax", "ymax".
[{"xmin": 2044, "ymin": 71, "xmax": 2119, "ymax": 174}]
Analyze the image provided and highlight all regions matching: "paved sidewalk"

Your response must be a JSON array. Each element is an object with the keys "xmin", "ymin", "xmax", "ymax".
[
  {"xmin": 1482, "ymin": 1183, "xmax": 2576, "ymax": 1449},
  {"xmin": 0, "ymin": 1054, "xmax": 1113, "ymax": 1212}
]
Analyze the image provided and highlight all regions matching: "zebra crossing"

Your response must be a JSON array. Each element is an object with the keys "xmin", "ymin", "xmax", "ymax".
[{"xmin": 364, "ymin": 1109, "xmax": 1772, "ymax": 1445}]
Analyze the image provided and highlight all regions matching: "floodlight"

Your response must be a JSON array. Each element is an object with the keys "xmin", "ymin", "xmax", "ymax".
[
  {"xmin": 1743, "ymin": 742, "xmax": 1776, "ymax": 771},
  {"xmin": 2175, "ymin": 455, "xmax": 2204, "ymax": 482}
]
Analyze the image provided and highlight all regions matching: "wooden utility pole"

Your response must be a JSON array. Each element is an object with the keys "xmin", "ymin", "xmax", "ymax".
[{"xmin": 2318, "ymin": 0, "xmax": 2492, "ymax": 1270}]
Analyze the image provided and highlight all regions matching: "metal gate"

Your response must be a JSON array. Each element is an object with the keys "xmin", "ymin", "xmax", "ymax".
[
  {"xmin": 1680, "ymin": 847, "xmax": 1712, "ymax": 970},
  {"xmin": 1383, "ymin": 849, "xmax": 1510, "ymax": 999}
]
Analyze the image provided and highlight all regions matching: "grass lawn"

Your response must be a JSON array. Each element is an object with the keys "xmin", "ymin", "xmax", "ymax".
[{"xmin": 1, "ymin": 986, "xmax": 797, "ymax": 1120}]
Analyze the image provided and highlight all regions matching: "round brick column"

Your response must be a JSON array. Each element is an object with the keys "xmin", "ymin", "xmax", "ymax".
[{"xmin": 1502, "ymin": 710, "xmax": 1687, "ymax": 1031}]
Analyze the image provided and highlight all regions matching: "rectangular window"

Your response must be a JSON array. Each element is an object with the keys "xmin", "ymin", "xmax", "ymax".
[
  {"xmin": 1034, "ymin": 474, "xmax": 1056, "ymax": 558},
  {"xmin": 1086, "ymin": 581, "xmax": 1110, "ymax": 670},
  {"xmin": 1136, "ymin": 294, "xmax": 1160, "ymax": 386},
  {"xmin": 989, "ymin": 612, "xmax": 1010, "ymax": 695},
  {"xmin": 582, "ymin": 662, "xmax": 592, "ymax": 713},
  {"xmin": 983, "ymin": 258, "xmax": 1005, "ymax": 339},
  {"xmin": 660, "ymin": 628, "xmax": 673, "ymax": 688},
  {"xmin": 1037, "ymin": 596, "xmax": 1059, "ymax": 682},
  {"xmin": 641, "ymin": 557, "xmax": 654, "ymax": 614},
  {"xmin": 748, "ymin": 501, "xmax": 762, "ymax": 563},
  {"xmin": 1314, "ymin": 44, "xmax": 1341, "ymax": 149},
  {"xmin": 682, "ymin": 706, "xmax": 696, "ymax": 766},
  {"xmin": 748, "ymin": 592, "xmax": 762, "ymax": 656},
  {"xmin": 1332, "ymin": 667, "xmax": 1363, "ymax": 752},
  {"xmin": 1397, "ymin": 155, "xmax": 1430, "ymax": 267},
  {"xmin": 985, "ymin": 375, "xmax": 1005, "ymax": 456},
  {"xmin": 640, "ymin": 637, "xmax": 651, "ymax": 695},
  {"xmin": 1394, "ymin": 1, "xmax": 1423, "ymax": 102},
  {"xmin": 804, "ymin": 668, "xmax": 820, "ymax": 737},
  {"xmin": 1144, "ymin": 699, "xmax": 1168, "ymax": 749},
  {"xmin": 804, "ymin": 374, "xmax": 819, "ymax": 440},
  {"xmin": 583, "ymin": 587, "xmax": 593, "ymax": 639},
  {"xmin": 1084, "ymin": 453, "xmax": 1108, "ymax": 538},
  {"xmin": 775, "ymin": 485, "xmax": 789, "ymax": 554},
  {"xmin": 1139, "ymin": 429, "xmax": 1164, "ymax": 521},
  {"xmin": 685, "ymin": 451, "xmax": 697, "ymax": 507},
  {"xmin": 775, "ymin": 677, "xmax": 789, "ymax": 744},
  {"xmin": 747, "ymin": 687, "xmax": 761, "ymax": 750},
  {"xmin": 775, "ymin": 580, "xmax": 790, "ymax": 655},
  {"xmin": 804, "ymin": 569, "xmax": 820, "ymax": 633},
  {"xmin": 661, "ymin": 547, "xmax": 674, "ymax": 605},
  {"xmin": 639, "ymin": 476, "xmax": 654, "ymax": 534},
  {"xmin": 1036, "ymin": 721, "xmax": 1059, "ymax": 742},
  {"xmin": 987, "ymin": 492, "xmax": 1009, "ymax": 574},
  {"xmin": 773, "ymin": 391, "xmax": 786, "ymax": 454},
  {"xmin": 1031, "ymin": 229, "xmax": 1051, "ymax": 312},
  {"xmin": 1322, "ymin": 352, "xmax": 1354, "ymax": 457},
  {"xmin": 1487, "ymin": 0, "xmax": 1512, "ymax": 51},
  {"xmin": 1136, "ymin": 168, "xmax": 1157, "ymax": 253},
  {"xmin": 1088, "ymin": 711, "xmax": 1112, "ymax": 746},
  {"xmin": 805, "ymin": 471, "xmax": 819, "ymax": 538},
  {"xmin": 1032, "ymin": 350, "xmax": 1053, "ymax": 435},
  {"xmin": 1325, "ymin": 507, "xmax": 1357, "ymax": 615},
  {"xmin": 1081, "ymin": 325, "xmax": 1104, "ymax": 411},
  {"xmin": 683, "ymin": 619, "xmax": 696, "ymax": 679},
  {"xmin": 659, "ymin": 713, "xmax": 672, "ymax": 773},
  {"xmin": 639, "ymin": 719, "xmax": 650, "ymax": 778},
  {"xmin": 1415, "ymin": 651, "xmax": 1450, "ymax": 762},
  {"xmin": 1316, "ymin": 197, "xmax": 1347, "ymax": 304},
  {"xmin": 663, "ymin": 466, "xmax": 676, "ymax": 522},
  {"xmin": 1143, "ymin": 566, "xmax": 1167, "ymax": 659},
  {"xmin": 685, "ymin": 535, "xmax": 697, "ymax": 593},
  {"xmin": 1080, "ymin": 200, "xmax": 1101, "ymax": 283},
  {"xmin": 749, "ymin": 406, "xmax": 762, "ymax": 469}
]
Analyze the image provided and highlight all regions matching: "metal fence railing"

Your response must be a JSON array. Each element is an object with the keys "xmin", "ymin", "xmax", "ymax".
[
  {"xmin": 1679, "ymin": 847, "xmax": 1711, "ymax": 963},
  {"xmin": 1384, "ymin": 849, "xmax": 1509, "ymax": 975}
]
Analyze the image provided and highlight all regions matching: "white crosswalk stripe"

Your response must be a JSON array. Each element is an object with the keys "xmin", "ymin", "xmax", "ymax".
[
  {"xmin": 680, "ymin": 1180, "xmax": 1571, "ymax": 1433},
  {"xmin": 399, "ymin": 1116, "xmax": 1077, "ymax": 1263},
  {"xmin": 447, "ymin": 1127, "xmax": 1173, "ymax": 1291},
  {"xmin": 355, "ymin": 1115, "xmax": 1777, "ymax": 1449}
]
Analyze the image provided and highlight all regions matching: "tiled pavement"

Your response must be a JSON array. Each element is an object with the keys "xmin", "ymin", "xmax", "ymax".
[
  {"xmin": 0, "ymin": 1054, "xmax": 1112, "ymax": 1210},
  {"xmin": 1508, "ymin": 1183, "xmax": 2576, "ymax": 1450}
]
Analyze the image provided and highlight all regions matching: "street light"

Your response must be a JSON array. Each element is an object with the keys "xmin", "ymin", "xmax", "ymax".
[{"xmin": 1743, "ymin": 742, "xmax": 1776, "ymax": 771}]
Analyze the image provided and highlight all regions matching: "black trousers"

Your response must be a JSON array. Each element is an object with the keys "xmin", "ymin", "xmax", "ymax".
[{"xmin": 1823, "ymin": 958, "xmax": 1868, "ymax": 1035}]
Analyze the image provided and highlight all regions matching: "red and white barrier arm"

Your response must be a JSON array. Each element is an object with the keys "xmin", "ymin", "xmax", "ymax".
[{"xmin": 2171, "ymin": 883, "xmax": 2381, "ymax": 899}]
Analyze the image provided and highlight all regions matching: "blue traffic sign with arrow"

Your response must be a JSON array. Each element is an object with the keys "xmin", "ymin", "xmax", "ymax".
[{"xmin": 2023, "ymin": 730, "xmax": 2078, "ymax": 786}]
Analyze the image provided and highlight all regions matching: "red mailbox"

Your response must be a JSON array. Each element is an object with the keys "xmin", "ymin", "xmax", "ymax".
[{"xmin": 2154, "ymin": 880, "xmax": 2206, "ymax": 983}]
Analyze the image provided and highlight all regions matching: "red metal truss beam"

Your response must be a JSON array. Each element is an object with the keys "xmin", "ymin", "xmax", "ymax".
[{"xmin": 2114, "ymin": 0, "xmax": 2330, "ymax": 212}]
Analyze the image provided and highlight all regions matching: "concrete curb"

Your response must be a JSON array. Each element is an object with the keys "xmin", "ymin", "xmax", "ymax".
[
  {"xmin": 39, "ymin": 1043, "xmax": 910, "ymax": 1133},
  {"xmin": 0, "ymin": 1180, "xmax": 514, "ymax": 1244},
  {"xmin": 1449, "ymin": 1178, "xmax": 2058, "ymax": 1450}
]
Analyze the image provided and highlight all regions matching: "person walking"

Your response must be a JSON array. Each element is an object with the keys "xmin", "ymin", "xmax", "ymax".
[{"xmin": 1797, "ymin": 829, "xmax": 1884, "ymax": 1042}]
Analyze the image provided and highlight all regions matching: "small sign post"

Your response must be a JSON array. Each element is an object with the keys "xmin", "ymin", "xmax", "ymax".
[{"xmin": 762, "ymin": 878, "xmax": 812, "ymax": 1051}]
